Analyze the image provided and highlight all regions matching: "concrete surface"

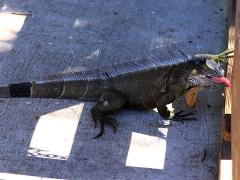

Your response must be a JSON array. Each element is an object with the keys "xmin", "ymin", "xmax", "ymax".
[{"xmin": 0, "ymin": 0, "xmax": 228, "ymax": 179}]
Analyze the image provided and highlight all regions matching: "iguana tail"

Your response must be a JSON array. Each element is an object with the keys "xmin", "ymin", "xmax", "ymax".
[
  {"xmin": 0, "ymin": 81, "xmax": 64, "ymax": 98},
  {"xmin": 0, "ymin": 82, "xmax": 32, "ymax": 98},
  {"xmin": 0, "ymin": 79, "xmax": 101, "ymax": 100}
]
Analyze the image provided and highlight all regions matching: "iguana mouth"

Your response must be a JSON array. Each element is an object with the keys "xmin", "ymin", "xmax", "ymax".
[{"xmin": 206, "ymin": 76, "xmax": 231, "ymax": 87}]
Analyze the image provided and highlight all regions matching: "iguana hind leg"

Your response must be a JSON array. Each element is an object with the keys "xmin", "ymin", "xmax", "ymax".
[{"xmin": 91, "ymin": 90, "xmax": 127, "ymax": 138}]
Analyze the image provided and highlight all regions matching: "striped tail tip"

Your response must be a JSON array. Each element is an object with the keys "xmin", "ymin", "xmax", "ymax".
[{"xmin": 0, "ymin": 82, "xmax": 32, "ymax": 98}]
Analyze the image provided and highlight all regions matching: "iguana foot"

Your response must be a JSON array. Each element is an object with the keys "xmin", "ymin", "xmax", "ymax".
[
  {"xmin": 195, "ymin": 49, "xmax": 234, "ymax": 63},
  {"xmin": 91, "ymin": 90, "xmax": 126, "ymax": 139},
  {"xmin": 156, "ymin": 102, "xmax": 197, "ymax": 125},
  {"xmin": 93, "ymin": 117, "xmax": 118, "ymax": 139},
  {"xmin": 172, "ymin": 110, "xmax": 197, "ymax": 123}
]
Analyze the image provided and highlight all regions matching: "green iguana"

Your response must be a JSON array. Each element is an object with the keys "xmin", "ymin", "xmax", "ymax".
[{"xmin": 0, "ymin": 47, "xmax": 233, "ymax": 138}]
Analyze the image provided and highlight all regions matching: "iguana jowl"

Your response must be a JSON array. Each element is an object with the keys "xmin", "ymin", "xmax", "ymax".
[{"xmin": 0, "ymin": 48, "xmax": 233, "ymax": 138}]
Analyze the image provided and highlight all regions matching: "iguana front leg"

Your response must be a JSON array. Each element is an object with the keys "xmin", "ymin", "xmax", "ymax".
[
  {"xmin": 156, "ymin": 104, "xmax": 196, "ymax": 123},
  {"xmin": 91, "ymin": 90, "xmax": 127, "ymax": 138},
  {"xmin": 156, "ymin": 96, "xmax": 196, "ymax": 123}
]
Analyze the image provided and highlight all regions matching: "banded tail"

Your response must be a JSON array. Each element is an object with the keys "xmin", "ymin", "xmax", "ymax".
[
  {"xmin": 0, "ymin": 79, "xmax": 101, "ymax": 102},
  {"xmin": 0, "ymin": 81, "xmax": 64, "ymax": 98},
  {"xmin": 0, "ymin": 82, "xmax": 32, "ymax": 98}
]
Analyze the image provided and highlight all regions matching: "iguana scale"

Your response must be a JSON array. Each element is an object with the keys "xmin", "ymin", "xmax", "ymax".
[{"xmin": 0, "ymin": 47, "xmax": 233, "ymax": 138}]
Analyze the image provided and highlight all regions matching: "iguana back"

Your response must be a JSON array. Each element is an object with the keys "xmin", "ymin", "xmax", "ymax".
[{"xmin": 0, "ymin": 44, "xmax": 192, "ymax": 101}]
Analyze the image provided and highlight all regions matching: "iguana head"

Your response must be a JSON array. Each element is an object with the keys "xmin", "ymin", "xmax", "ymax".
[{"xmin": 188, "ymin": 49, "xmax": 233, "ymax": 88}]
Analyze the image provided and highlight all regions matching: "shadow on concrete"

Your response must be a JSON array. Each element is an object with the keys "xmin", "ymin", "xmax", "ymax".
[{"xmin": 0, "ymin": 0, "xmax": 226, "ymax": 179}]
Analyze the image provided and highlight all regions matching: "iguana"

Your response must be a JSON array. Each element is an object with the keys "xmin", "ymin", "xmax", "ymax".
[{"xmin": 0, "ymin": 47, "xmax": 233, "ymax": 138}]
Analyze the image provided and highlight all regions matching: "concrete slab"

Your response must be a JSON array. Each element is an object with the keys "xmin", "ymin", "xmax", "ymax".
[{"xmin": 0, "ymin": 0, "xmax": 227, "ymax": 179}]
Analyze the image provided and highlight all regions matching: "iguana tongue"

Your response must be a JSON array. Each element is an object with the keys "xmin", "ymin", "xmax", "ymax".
[{"xmin": 210, "ymin": 76, "xmax": 231, "ymax": 87}]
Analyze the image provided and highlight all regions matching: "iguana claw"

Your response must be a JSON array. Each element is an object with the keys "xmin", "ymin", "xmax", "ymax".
[
  {"xmin": 172, "ymin": 110, "xmax": 197, "ymax": 123},
  {"xmin": 93, "ymin": 117, "xmax": 118, "ymax": 139},
  {"xmin": 211, "ymin": 48, "xmax": 234, "ymax": 63},
  {"xmin": 194, "ymin": 48, "xmax": 234, "ymax": 64}
]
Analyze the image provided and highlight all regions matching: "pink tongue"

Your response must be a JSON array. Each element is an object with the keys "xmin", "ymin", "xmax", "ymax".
[{"xmin": 210, "ymin": 76, "xmax": 231, "ymax": 87}]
